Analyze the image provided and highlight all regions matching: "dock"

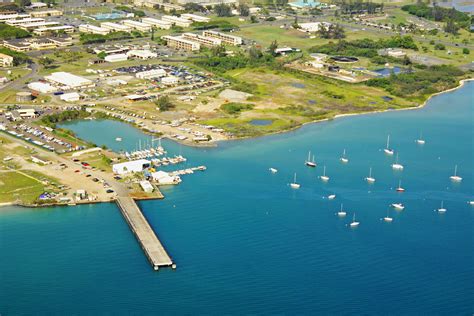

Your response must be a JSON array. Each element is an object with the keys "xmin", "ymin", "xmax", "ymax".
[{"xmin": 116, "ymin": 196, "xmax": 174, "ymax": 270}]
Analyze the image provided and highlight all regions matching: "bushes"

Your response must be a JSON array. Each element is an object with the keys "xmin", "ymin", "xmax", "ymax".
[
  {"xmin": 220, "ymin": 103, "xmax": 254, "ymax": 115},
  {"xmin": 309, "ymin": 36, "xmax": 418, "ymax": 58},
  {"xmin": 0, "ymin": 47, "xmax": 30, "ymax": 65},
  {"xmin": 0, "ymin": 24, "xmax": 30, "ymax": 40},
  {"xmin": 79, "ymin": 31, "xmax": 134, "ymax": 44},
  {"xmin": 434, "ymin": 43, "xmax": 446, "ymax": 50},
  {"xmin": 41, "ymin": 110, "xmax": 90, "ymax": 128},
  {"xmin": 366, "ymin": 65, "xmax": 464, "ymax": 99}
]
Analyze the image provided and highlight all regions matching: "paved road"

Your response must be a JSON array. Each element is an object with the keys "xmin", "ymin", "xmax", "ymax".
[{"xmin": 1, "ymin": 62, "xmax": 39, "ymax": 93}]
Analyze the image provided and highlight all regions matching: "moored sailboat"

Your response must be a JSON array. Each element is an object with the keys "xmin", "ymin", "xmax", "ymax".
[{"xmin": 290, "ymin": 173, "xmax": 300, "ymax": 189}]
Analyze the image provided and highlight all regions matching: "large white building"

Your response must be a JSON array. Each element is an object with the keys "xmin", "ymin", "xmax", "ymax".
[
  {"xmin": 5, "ymin": 18, "xmax": 45, "ymax": 26},
  {"xmin": 298, "ymin": 22, "xmax": 331, "ymax": 33},
  {"xmin": 79, "ymin": 24, "xmax": 110, "ymax": 35},
  {"xmin": 33, "ymin": 25, "xmax": 74, "ymax": 36},
  {"xmin": 100, "ymin": 22, "xmax": 132, "ymax": 33},
  {"xmin": 181, "ymin": 13, "xmax": 211, "ymax": 23},
  {"xmin": 104, "ymin": 54, "xmax": 128, "ymax": 63},
  {"xmin": 44, "ymin": 72, "xmax": 95, "ymax": 90},
  {"xmin": 127, "ymin": 49, "xmax": 157, "ymax": 59},
  {"xmin": 113, "ymin": 159, "xmax": 151, "ymax": 175},
  {"xmin": 162, "ymin": 35, "xmax": 200, "ymax": 51},
  {"xmin": 182, "ymin": 32, "xmax": 221, "ymax": 47},
  {"xmin": 162, "ymin": 15, "xmax": 193, "ymax": 28},
  {"xmin": 136, "ymin": 68, "xmax": 166, "ymax": 80},
  {"xmin": 122, "ymin": 20, "xmax": 152, "ymax": 32},
  {"xmin": 141, "ymin": 17, "xmax": 172, "ymax": 30},
  {"xmin": 202, "ymin": 30, "xmax": 242, "ymax": 45}
]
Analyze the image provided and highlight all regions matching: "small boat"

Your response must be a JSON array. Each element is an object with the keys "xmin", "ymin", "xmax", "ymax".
[
  {"xmin": 391, "ymin": 153, "xmax": 404, "ymax": 170},
  {"xmin": 340, "ymin": 149, "xmax": 349, "ymax": 163},
  {"xmin": 337, "ymin": 203, "xmax": 346, "ymax": 217},
  {"xmin": 350, "ymin": 213, "xmax": 360, "ymax": 227},
  {"xmin": 437, "ymin": 201, "xmax": 447, "ymax": 213},
  {"xmin": 290, "ymin": 173, "xmax": 300, "ymax": 189},
  {"xmin": 384, "ymin": 135, "xmax": 394, "ymax": 155},
  {"xmin": 469, "ymin": 201, "xmax": 474, "ymax": 206},
  {"xmin": 305, "ymin": 151, "xmax": 316, "ymax": 167},
  {"xmin": 416, "ymin": 132, "xmax": 425, "ymax": 145},
  {"xmin": 269, "ymin": 168, "xmax": 278, "ymax": 173},
  {"xmin": 396, "ymin": 180, "xmax": 405, "ymax": 192},
  {"xmin": 328, "ymin": 194, "xmax": 336, "ymax": 200},
  {"xmin": 319, "ymin": 166, "xmax": 329, "ymax": 182},
  {"xmin": 449, "ymin": 165, "xmax": 462, "ymax": 182},
  {"xmin": 383, "ymin": 209, "xmax": 393, "ymax": 222},
  {"xmin": 115, "ymin": 137, "xmax": 122, "ymax": 142},
  {"xmin": 365, "ymin": 167, "xmax": 376, "ymax": 183},
  {"xmin": 391, "ymin": 203, "xmax": 405, "ymax": 210}
]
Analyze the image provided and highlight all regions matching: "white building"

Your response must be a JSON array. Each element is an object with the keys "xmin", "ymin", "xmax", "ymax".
[
  {"xmin": 139, "ymin": 180, "xmax": 154, "ymax": 193},
  {"xmin": 298, "ymin": 22, "xmax": 331, "ymax": 33},
  {"xmin": 100, "ymin": 22, "xmax": 132, "ymax": 33},
  {"xmin": 0, "ymin": 53, "xmax": 13, "ymax": 67},
  {"xmin": 136, "ymin": 68, "xmax": 166, "ymax": 80},
  {"xmin": 161, "ymin": 76, "xmax": 179, "ymax": 85},
  {"xmin": 151, "ymin": 171, "xmax": 181, "ymax": 185},
  {"xmin": 127, "ymin": 49, "xmax": 157, "ymax": 59},
  {"xmin": 0, "ymin": 13, "xmax": 31, "ymax": 22},
  {"xmin": 162, "ymin": 15, "xmax": 193, "ymax": 28},
  {"xmin": 202, "ymin": 30, "xmax": 242, "ymax": 45},
  {"xmin": 28, "ymin": 81, "xmax": 57, "ymax": 93},
  {"xmin": 162, "ymin": 35, "xmax": 200, "ymax": 51},
  {"xmin": 181, "ymin": 13, "xmax": 211, "ymax": 23},
  {"xmin": 44, "ymin": 72, "xmax": 94, "ymax": 90},
  {"xmin": 60, "ymin": 92, "xmax": 81, "ymax": 102},
  {"xmin": 6, "ymin": 18, "xmax": 45, "ymax": 26},
  {"xmin": 104, "ymin": 53, "xmax": 128, "ymax": 63},
  {"xmin": 112, "ymin": 159, "xmax": 151, "ymax": 175},
  {"xmin": 79, "ymin": 24, "xmax": 110, "ymax": 35},
  {"xmin": 122, "ymin": 20, "xmax": 151, "ymax": 32},
  {"xmin": 141, "ymin": 17, "xmax": 172, "ymax": 30},
  {"xmin": 18, "ymin": 21, "xmax": 60, "ymax": 31},
  {"xmin": 33, "ymin": 25, "xmax": 74, "ymax": 36}
]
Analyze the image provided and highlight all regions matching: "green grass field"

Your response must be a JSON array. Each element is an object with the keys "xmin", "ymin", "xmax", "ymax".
[{"xmin": 0, "ymin": 171, "xmax": 44, "ymax": 204}]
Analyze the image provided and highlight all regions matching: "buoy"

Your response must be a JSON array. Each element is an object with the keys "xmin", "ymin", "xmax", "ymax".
[{"xmin": 172, "ymin": 263, "xmax": 177, "ymax": 269}]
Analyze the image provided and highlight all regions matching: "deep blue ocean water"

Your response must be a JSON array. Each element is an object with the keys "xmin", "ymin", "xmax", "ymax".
[{"xmin": 1, "ymin": 82, "xmax": 473, "ymax": 314}]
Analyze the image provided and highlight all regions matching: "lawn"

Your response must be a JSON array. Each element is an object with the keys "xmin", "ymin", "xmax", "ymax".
[{"xmin": 0, "ymin": 171, "xmax": 44, "ymax": 204}]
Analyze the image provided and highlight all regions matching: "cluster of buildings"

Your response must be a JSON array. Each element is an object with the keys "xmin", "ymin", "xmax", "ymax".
[
  {"xmin": 79, "ymin": 14, "xmax": 210, "ymax": 36},
  {"xmin": 2, "ymin": 36, "xmax": 72, "ymax": 52},
  {"xmin": 0, "ymin": 10, "xmax": 73, "ymax": 36},
  {"xmin": 133, "ymin": 0, "xmax": 237, "ymax": 9},
  {"xmin": 163, "ymin": 30, "xmax": 242, "ymax": 51}
]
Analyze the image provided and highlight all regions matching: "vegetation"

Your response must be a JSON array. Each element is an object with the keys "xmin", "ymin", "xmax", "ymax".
[
  {"xmin": 401, "ymin": 4, "xmax": 471, "ymax": 30},
  {"xmin": 338, "ymin": 1, "xmax": 384, "ymax": 14},
  {"xmin": 114, "ymin": 5, "xmax": 146, "ymax": 17},
  {"xmin": 309, "ymin": 36, "xmax": 418, "ymax": 58},
  {"xmin": 193, "ymin": 19, "xmax": 238, "ymax": 31},
  {"xmin": 0, "ymin": 48, "xmax": 30, "ymax": 66},
  {"xmin": 220, "ymin": 102, "xmax": 254, "ymax": 115},
  {"xmin": 184, "ymin": 2, "xmax": 207, "ymax": 12},
  {"xmin": 366, "ymin": 65, "xmax": 464, "ymax": 100},
  {"xmin": 318, "ymin": 24, "xmax": 345, "ymax": 39},
  {"xmin": 40, "ymin": 110, "xmax": 90, "ymax": 128},
  {"xmin": 0, "ymin": 24, "xmax": 30, "ymax": 40},
  {"xmin": 194, "ymin": 51, "xmax": 276, "ymax": 73},
  {"xmin": 214, "ymin": 3, "xmax": 233, "ymax": 17},
  {"xmin": 155, "ymin": 95, "xmax": 175, "ymax": 111},
  {"xmin": 239, "ymin": 4, "xmax": 250, "ymax": 17},
  {"xmin": 79, "ymin": 31, "xmax": 134, "ymax": 44}
]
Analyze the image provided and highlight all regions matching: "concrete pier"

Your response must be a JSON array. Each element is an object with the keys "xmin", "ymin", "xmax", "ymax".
[{"xmin": 116, "ymin": 196, "xmax": 173, "ymax": 270}]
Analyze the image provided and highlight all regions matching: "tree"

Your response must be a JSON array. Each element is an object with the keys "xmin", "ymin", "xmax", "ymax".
[
  {"xmin": 17, "ymin": 0, "xmax": 31, "ymax": 8},
  {"xmin": 250, "ymin": 15, "xmax": 258, "ymax": 23},
  {"xmin": 97, "ymin": 51, "xmax": 107, "ymax": 59},
  {"xmin": 239, "ymin": 4, "xmax": 250, "ymax": 16},
  {"xmin": 39, "ymin": 56, "xmax": 55, "ymax": 68},
  {"xmin": 214, "ymin": 3, "xmax": 232, "ymax": 17},
  {"xmin": 184, "ymin": 2, "xmax": 206, "ymax": 12},
  {"xmin": 155, "ymin": 96, "xmax": 175, "ymax": 112},
  {"xmin": 269, "ymin": 40, "xmax": 278, "ymax": 56},
  {"xmin": 211, "ymin": 44, "xmax": 226, "ymax": 57},
  {"xmin": 444, "ymin": 19, "xmax": 459, "ymax": 35},
  {"xmin": 462, "ymin": 48, "xmax": 470, "ymax": 54},
  {"xmin": 248, "ymin": 46, "xmax": 263, "ymax": 60},
  {"xmin": 434, "ymin": 43, "xmax": 445, "ymax": 50}
]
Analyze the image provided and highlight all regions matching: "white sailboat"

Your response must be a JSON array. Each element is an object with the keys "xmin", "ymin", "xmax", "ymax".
[
  {"xmin": 340, "ymin": 149, "xmax": 349, "ymax": 163},
  {"xmin": 337, "ymin": 203, "xmax": 347, "ymax": 217},
  {"xmin": 469, "ymin": 201, "xmax": 474, "ymax": 206},
  {"xmin": 269, "ymin": 167, "xmax": 278, "ymax": 173},
  {"xmin": 305, "ymin": 151, "xmax": 316, "ymax": 167},
  {"xmin": 396, "ymin": 180, "xmax": 405, "ymax": 192},
  {"xmin": 384, "ymin": 135, "xmax": 394, "ymax": 155},
  {"xmin": 115, "ymin": 137, "xmax": 122, "ymax": 142},
  {"xmin": 350, "ymin": 213, "xmax": 360, "ymax": 227},
  {"xmin": 365, "ymin": 167, "xmax": 376, "ymax": 183},
  {"xmin": 449, "ymin": 165, "xmax": 462, "ymax": 182},
  {"xmin": 437, "ymin": 201, "xmax": 447, "ymax": 213},
  {"xmin": 319, "ymin": 166, "xmax": 329, "ymax": 182},
  {"xmin": 383, "ymin": 209, "xmax": 393, "ymax": 222},
  {"xmin": 416, "ymin": 132, "xmax": 425, "ymax": 145},
  {"xmin": 391, "ymin": 153, "xmax": 404, "ymax": 170},
  {"xmin": 328, "ymin": 194, "xmax": 336, "ymax": 200},
  {"xmin": 391, "ymin": 203, "xmax": 405, "ymax": 210},
  {"xmin": 290, "ymin": 173, "xmax": 300, "ymax": 189}
]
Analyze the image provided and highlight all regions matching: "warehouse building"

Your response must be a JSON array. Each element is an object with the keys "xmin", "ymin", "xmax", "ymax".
[
  {"xmin": 100, "ymin": 22, "xmax": 132, "ymax": 33},
  {"xmin": 44, "ymin": 72, "xmax": 95, "ymax": 90},
  {"xmin": 28, "ymin": 81, "xmax": 57, "ymax": 93},
  {"xmin": 202, "ymin": 30, "xmax": 242, "ymax": 45},
  {"xmin": 104, "ymin": 53, "xmax": 128, "ymax": 63},
  {"xmin": 127, "ymin": 49, "xmax": 157, "ymax": 59},
  {"xmin": 122, "ymin": 20, "xmax": 151, "ymax": 32},
  {"xmin": 79, "ymin": 24, "xmax": 110, "ymax": 35},
  {"xmin": 162, "ymin": 35, "xmax": 200, "ymax": 51},
  {"xmin": 141, "ymin": 17, "xmax": 172, "ymax": 30},
  {"xmin": 112, "ymin": 159, "xmax": 151, "ymax": 175},
  {"xmin": 162, "ymin": 15, "xmax": 192, "ymax": 28},
  {"xmin": 135, "ymin": 68, "xmax": 166, "ymax": 79}
]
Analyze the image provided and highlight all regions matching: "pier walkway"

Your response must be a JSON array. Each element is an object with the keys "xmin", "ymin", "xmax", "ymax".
[{"xmin": 116, "ymin": 196, "xmax": 174, "ymax": 270}]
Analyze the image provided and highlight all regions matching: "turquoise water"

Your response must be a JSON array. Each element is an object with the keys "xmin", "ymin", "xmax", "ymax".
[{"xmin": 1, "ymin": 82, "xmax": 473, "ymax": 314}]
